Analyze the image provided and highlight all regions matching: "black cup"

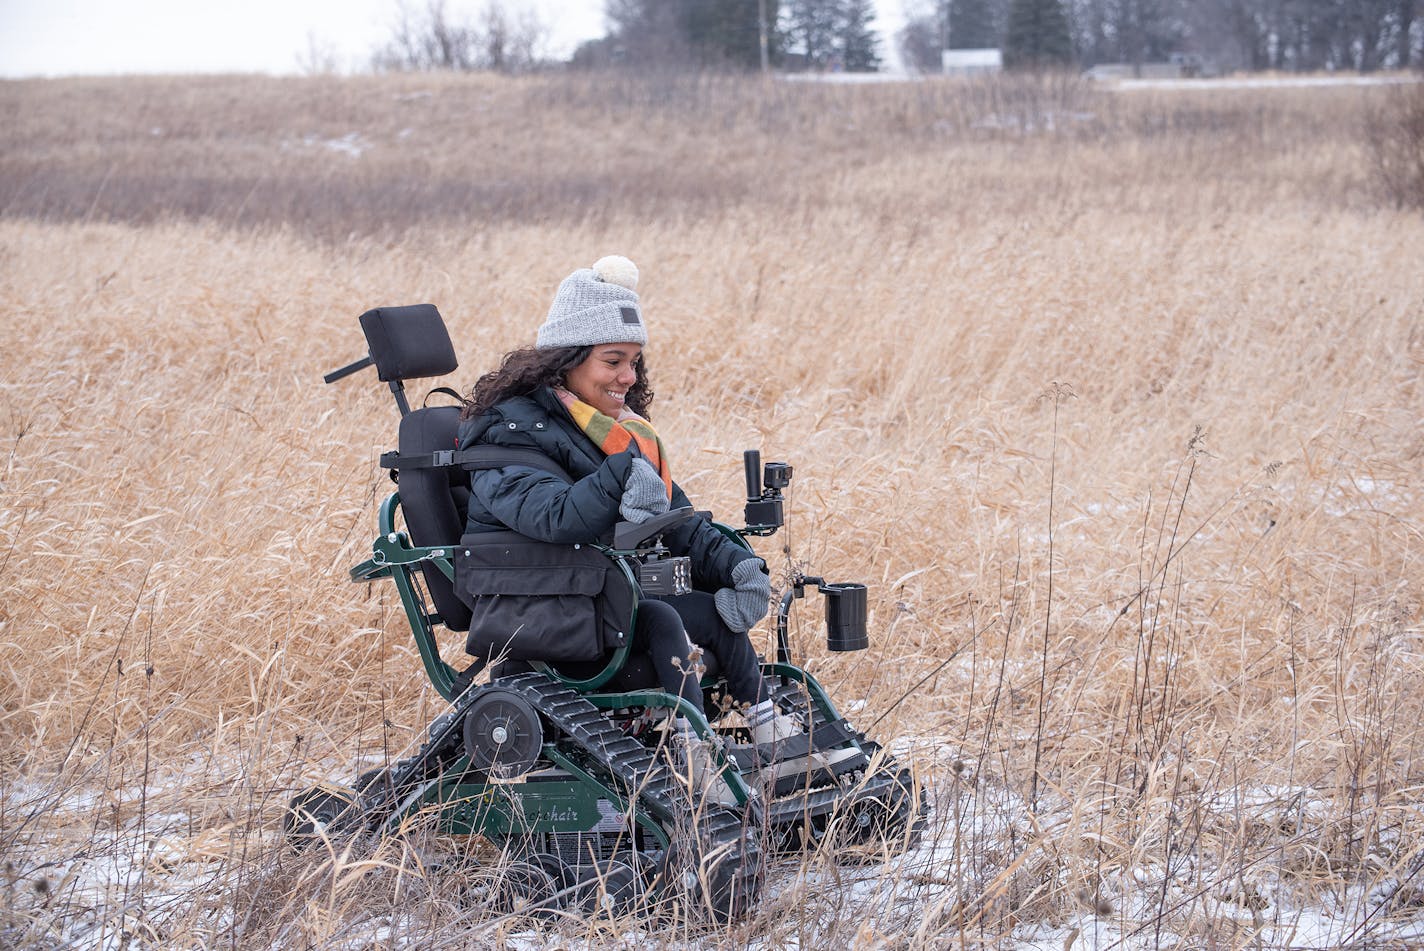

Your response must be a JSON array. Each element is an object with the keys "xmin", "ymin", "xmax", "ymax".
[{"xmin": 822, "ymin": 582, "xmax": 869, "ymax": 652}]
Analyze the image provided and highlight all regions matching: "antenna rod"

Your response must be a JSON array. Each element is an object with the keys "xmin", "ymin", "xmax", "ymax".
[{"xmin": 323, "ymin": 354, "xmax": 373, "ymax": 384}]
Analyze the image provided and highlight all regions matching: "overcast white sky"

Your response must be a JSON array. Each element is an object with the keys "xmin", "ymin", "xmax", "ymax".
[{"xmin": 0, "ymin": 0, "xmax": 908, "ymax": 78}]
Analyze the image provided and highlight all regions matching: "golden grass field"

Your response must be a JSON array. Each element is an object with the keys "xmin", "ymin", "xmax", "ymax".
[{"xmin": 2, "ymin": 71, "xmax": 1423, "ymax": 948}]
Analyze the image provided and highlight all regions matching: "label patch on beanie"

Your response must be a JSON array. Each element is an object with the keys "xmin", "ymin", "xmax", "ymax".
[{"xmin": 620, "ymin": 306, "xmax": 641, "ymax": 325}]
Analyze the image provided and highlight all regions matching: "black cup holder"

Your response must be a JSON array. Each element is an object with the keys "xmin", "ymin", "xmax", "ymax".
[{"xmin": 822, "ymin": 582, "xmax": 868, "ymax": 652}]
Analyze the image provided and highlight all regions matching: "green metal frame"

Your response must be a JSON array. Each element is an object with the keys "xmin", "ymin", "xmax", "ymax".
[
  {"xmin": 350, "ymin": 492, "xmax": 639, "ymax": 701},
  {"xmin": 392, "ymin": 749, "xmax": 672, "ymax": 850},
  {"xmin": 350, "ymin": 492, "xmax": 461, "ymax": 698},
  {"xmin": 374, "ymin": 747, "xmax": 666, "ymax": 847},
  {"xmin": 761, "ymin": 661, "xmax": 846, "ymax": 727},
  {"xmin": 542, "ymin": 748, "xmax": 672, "ymax": 849}
]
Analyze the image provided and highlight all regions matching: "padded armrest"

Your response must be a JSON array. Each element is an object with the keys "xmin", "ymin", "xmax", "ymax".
[{"xmin": 612, "ymin": 506, "xmax": 695, "ymax": 550}]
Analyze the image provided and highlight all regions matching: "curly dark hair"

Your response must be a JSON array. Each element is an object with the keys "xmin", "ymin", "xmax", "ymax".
[{"xmin": 461, "ymin": 346, "xmax": 655, "ymax": 420}]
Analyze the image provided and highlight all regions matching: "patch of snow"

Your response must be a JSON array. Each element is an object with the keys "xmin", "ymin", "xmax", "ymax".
[
  {"xmin": 1323, "ymin": 474, "xmax": 1410, "ymax": 516},
  {"xmin": 322, "ymin": 132, "xmax": 368, "ymax": 158},
  {"xmin": 10, "ymin": 733, "xmax": 1424, "ymax": 947},
  {"xmin": 1109, "ymin": 74, "xmax": 1421, "ymax": 91},
  {"xmin": 779, "ymin": 70, "xmax": 915, "ymax": 84},
  {"xmin": 972, "ymin": 110, "xmax": 1098, "ymax": 133},
  {"xmin": 279, "ymin": 131, "xmax": 372, "ymax": 158}
]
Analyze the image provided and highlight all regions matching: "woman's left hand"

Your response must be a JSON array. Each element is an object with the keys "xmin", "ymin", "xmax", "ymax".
[
  {"xmin": 620, "ymin": 456, "xmax": 671, "ymax": 523},
  {"xmin": 714, "ymin": 558, "xmax": 771, "ymax": 632}
]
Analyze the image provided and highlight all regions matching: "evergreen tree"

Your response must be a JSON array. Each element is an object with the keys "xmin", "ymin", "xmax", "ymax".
[
  {"xmin": 604, "ymin": 0, "xmax": 779, "ymax": 69},
  {"xmin": 784, "ymin": 0, "xmax": 881, "ymax": 71},
  {"xmin": 949, "ymin": 0, "xmax": 1003, "ymax": 49},
  {"xmin": 785, "ymin": 0, "xmax": 840, "ymax": 67},
  {"xmin": 683, "ymin": 0, "xmax": 758, "ymax": 68},
  {"xmin": 839, "ymin": 0, "xmax": 883, "ymax": 70},
  {"xmin": 1002, "ymin": 0, "xmax": 1074, "ymax": 68},
  {"xmin": 603, "ymin": 0, "xmax": 692, "ymax": 66}
]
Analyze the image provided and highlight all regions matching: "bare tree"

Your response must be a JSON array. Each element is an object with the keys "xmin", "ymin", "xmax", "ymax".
[
  {"xmin": 483, "ymin": 1, "xmax": 510, "ymax": 71},
  {"xmin": 1395, "ymin": 0, "xmax": 1417, "ymax": 69},
  {"xmin": 296, "ymin": 30, "xmax": 342, "ymax": 75},
  {"xmin": 896, "ymin": 1, "xmax": 943, "ymax": 72},
  {"xmin": 498, "ymin": 4, "xmax": 549, "ymax": 70},
  {"xmin": 372, "ymin": 0, "xmax": 549, "ymax": 73}
]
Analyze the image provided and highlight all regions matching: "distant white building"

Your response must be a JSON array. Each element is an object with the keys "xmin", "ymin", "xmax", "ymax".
[{"xmin": 942, "ymin": 48, "xmax": 1002, "ymax": 76}]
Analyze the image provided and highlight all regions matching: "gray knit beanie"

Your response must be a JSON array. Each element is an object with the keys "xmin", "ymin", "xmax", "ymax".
[{"xmin": 536, "ymin": 255, "xmax": 646, "ymax": 350}]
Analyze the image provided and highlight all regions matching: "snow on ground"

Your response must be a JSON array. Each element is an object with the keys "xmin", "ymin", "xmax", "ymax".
[
  {"xmin": 1105, "ymin": 74, "xmax": 1421, "ymax": 92},
  {"xmin": 279, "ymin": 131, "xmax": 371, "ymax": 158},
  {"xmin": 780, "ymin": 70, "xmax": 916, "ymax": 84},
  {"xmin": 782, "ymin": 70, "xmax": 1420, "ymax": 92},
  {"xmin": 7, "ymin": 734, "xmax": 1424, "ymax": 948}
]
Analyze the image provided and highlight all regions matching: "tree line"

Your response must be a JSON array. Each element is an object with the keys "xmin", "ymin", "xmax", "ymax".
[
  {"xmin": 364, "ymin": 0, "xmax": 1420, "ymax": 75},
  {"xmin": 899, "ymin": 0, "xmax": 1420, "ymax": 73},
  {"xmin": 575, "ymin": 0, "xmax": 881, "ymax": 71},
  {"xmin": 369, "ymin": 0, "xmax": 883, "ymax": 73}
]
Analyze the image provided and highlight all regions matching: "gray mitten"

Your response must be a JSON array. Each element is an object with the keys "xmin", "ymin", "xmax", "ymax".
[
  {"xmin": 714, "ymin": 558, "xmax": 771, "ymax": 632},
  {"xmin": 620, "ymin": 457, "xmax": 670, "ymax": 523}
]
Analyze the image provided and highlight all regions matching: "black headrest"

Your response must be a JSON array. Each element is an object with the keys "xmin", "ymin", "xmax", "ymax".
[{"xmin": 358, "ymin": 304, "xmax": 458, "ymax": 381}]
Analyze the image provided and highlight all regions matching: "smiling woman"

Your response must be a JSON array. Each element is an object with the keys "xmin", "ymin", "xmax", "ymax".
[{"xmin": 450, "ymin": 254, "xmax": 842, "ymax": 801}]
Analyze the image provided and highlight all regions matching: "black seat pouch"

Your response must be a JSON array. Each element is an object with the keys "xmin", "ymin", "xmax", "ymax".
[{"xmin": 455, "ymin": 531, "xmax": 635, "ymax": 663}]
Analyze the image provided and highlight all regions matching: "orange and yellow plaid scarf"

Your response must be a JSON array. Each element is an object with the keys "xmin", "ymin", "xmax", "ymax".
[{"xmin": 555, "ymin": 388, "xmax": 672, "ymax": 499}]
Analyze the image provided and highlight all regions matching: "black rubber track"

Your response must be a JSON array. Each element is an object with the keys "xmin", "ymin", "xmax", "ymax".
[{"xmin": 313, "ymin": 671, "xmax": 764, "ymax": 922}]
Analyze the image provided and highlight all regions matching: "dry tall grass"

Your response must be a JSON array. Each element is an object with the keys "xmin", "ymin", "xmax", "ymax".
[{"xmin": 1, "ymin": 72, "xmax": 1422, "ymax": 948}]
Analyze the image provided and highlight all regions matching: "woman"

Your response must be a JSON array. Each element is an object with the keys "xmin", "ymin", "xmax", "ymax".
[{"xmin": 456, "ymin": 255, "xmax": 799, "ymax": 784}]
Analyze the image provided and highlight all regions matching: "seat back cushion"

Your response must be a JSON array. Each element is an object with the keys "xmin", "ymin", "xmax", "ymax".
[{"xmin": 396, "ymin": 405, "xmax": 473, "ymax": 632}]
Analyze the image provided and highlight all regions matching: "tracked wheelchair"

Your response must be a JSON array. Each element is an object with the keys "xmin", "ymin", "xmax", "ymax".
[{"xmin": 285, "ymin": 304, "xmax": 925, "ymax": 922}]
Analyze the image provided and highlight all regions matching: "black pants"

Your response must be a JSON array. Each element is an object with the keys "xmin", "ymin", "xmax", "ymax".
[
  {"xmin": 532, "ymin": 594, "xmax": 770, "ymax": 717},
  {"xmin": 663, "ymin": 591, "xmax": 769, "ymax": 707},
  {"xmin": 605, "ymin": 599, "xmax": 705, "ymax": 711}
]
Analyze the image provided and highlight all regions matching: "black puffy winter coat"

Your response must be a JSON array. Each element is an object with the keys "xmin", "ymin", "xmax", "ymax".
[{"xmin": 455, "ymin": 386, "xmax": 757, "ymax": 592}]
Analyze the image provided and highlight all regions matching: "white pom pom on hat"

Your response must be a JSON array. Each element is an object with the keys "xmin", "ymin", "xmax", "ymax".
[
  {"xmin": 592, "ymin": 255, "xmax": 639, "ymax": 291},
  {"xmin": 536, "ymin": 254, "xmax": 647, "ymax": 350}
]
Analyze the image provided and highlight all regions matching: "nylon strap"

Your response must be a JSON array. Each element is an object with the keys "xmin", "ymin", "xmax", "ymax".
[
  {"xmin": 379, "ymin": 445, "xmax": 573, "ymax": 483},
  {"xmin": 422, "ymin": 386, "xmax": 468, "ymax": 408}
]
